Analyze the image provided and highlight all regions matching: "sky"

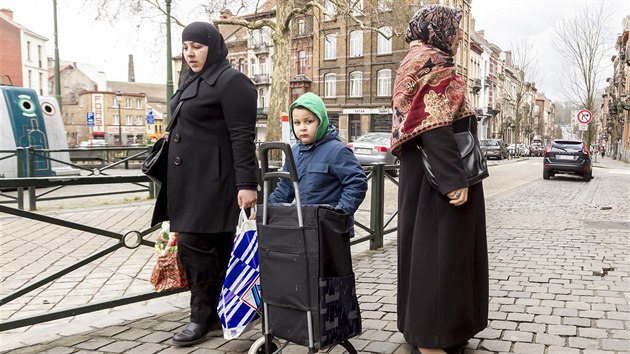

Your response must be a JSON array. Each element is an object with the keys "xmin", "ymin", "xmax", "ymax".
[{"xmin": 1, "ymin": 0, "xmax": 628, "ymax": 102}]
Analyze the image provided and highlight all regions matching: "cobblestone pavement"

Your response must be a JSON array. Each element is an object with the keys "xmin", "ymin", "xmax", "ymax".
[{"xmin": 1, "ymin": 157, "xmax": 629, "ymax": 353}]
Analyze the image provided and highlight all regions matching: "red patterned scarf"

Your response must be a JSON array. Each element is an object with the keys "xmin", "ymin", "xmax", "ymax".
[{"xmin": 390, "ymin": 43, "xmax": 475, "ymax": 156}]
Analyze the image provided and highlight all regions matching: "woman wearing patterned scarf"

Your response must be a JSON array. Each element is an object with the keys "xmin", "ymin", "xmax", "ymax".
[{"xmin": 392, "ymin": 5, "xmax": 489, "ymax": 354}]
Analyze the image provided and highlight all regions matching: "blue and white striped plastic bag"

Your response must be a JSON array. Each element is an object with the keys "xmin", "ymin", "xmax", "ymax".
[{"xmin": 218, "ymin": 209, "xmax": 261, "ymax": 339}]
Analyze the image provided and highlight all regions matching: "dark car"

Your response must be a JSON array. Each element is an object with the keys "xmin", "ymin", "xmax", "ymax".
[
  {"xmin": 480, "ymin": 139, "xmax": 508, "ymax": 160},
  {"xmin": 543, "ymin": 140, "xmax": 592, "ymax": 181},
  {"xmin": 347, "ymin": 132, "xmax": 399, "ymax": 176}
]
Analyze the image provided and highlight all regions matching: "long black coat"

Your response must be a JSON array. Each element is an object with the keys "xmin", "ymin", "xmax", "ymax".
[
  {"xmin": 397, "ymin": 117, "xmax": 489, "ymax": 348},
  {"xmin": 152, "ymin": 61, "xmax": 258, "ymax": 233}
]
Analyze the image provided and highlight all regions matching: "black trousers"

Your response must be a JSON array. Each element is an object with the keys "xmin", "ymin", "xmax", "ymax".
[{"xmin": 177, "ymin": 231, "xmax": 234, "ymax": 326}]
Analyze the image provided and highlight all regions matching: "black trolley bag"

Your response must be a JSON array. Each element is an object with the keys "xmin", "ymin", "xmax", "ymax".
[{"xmin": 257, "ymin": 142, "xmax": 361, "ymax": 354}]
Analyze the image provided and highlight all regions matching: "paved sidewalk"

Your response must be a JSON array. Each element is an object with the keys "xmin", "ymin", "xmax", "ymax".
[{"xmin": 1, "ymin": 157, "xmax": 629, "ymax": 353}]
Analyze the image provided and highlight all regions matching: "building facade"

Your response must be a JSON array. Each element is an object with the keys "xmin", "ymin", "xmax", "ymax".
[{"xmin": 0, "ymin": 8, "xmax": 48, "ymax": 95}]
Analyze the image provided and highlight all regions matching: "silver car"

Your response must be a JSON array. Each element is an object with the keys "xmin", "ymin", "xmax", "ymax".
[{"xmin": 347, "ymin": 132, "xmax": 399, "ymax": 176}]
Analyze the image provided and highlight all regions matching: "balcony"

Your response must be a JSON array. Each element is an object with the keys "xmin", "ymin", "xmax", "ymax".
[
  {"xmin": 252, "ymin": 74, "xmax": 270, "ymax": 85},
  {"xmin": 253, "ymin": 44, "xmax": 270, "ymax": 55},
  {"xmin": 472, "ymin": 78, "xmax": 482, "ymax": 94}
]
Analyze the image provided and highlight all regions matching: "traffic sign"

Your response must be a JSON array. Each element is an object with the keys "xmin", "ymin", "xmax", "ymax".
[
  {"xmin": 578, "ymin": 123, "xmax": 588, "ymax": 131},
  {"xmin": 577, "ymin": 109, "xmax": 592, "ymax": 124},
  {"xmin": 86, "ymin": 112, "xmax": 95, "ymax": 127},
  {"xmin": 147, "ymin": 109, "xmax": 155, "ymax": 125}
]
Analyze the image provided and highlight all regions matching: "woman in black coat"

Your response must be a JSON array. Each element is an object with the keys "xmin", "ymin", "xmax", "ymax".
[
  {"xmin": 391, "ymin": 5, "xmax": 489, "ymax": 354},
  {"xmin": 152, "ymin": 22, "xmax": 258, "ymax": 347}
]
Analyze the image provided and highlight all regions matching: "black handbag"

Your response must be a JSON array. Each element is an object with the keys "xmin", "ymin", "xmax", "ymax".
[
  {"xmin": 142, "ymin": 101, "xmax": 183, "ymax": 184},
  {"xmin": 418, "ymin": 119, "xmax": 489, "ymax": 191}
]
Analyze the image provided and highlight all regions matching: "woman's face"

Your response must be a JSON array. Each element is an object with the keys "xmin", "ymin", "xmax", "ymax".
[
  {"xmin": 292, "ymin": 108, "xmax": 320, "ymax": 145},
  {"xmin": 182, "ymin": 41, "xmax": 209, "ymax": 73},
  {"xmin": 450, "ymin": 28, "xmax": 463, "ymax": 55}
]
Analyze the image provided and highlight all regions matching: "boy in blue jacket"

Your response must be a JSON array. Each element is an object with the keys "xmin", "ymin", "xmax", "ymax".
[{"xmin": 268, "ymin": 92, "xmax": 367, "ymax": 223}]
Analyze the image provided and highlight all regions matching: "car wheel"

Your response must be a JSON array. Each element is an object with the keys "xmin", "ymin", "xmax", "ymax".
[
  {"xmin": 583, "ymin": 172, "xmax": 592, "ymax": 182},
  {"xmin": 543, "ymin": 170, "xmax": 551, "ymax": 180}
]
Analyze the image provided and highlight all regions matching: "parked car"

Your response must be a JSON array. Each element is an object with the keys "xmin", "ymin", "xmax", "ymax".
[
  {"xmin": 78, "ymin": 140, "xmax": 108, "ymax": 149},
  {"xmin": 480, "ymin": 139, "xmax": 508, "ymax": 160},
  {"xmin": 543, "ymin": 139, "xmax": 592, "ymax": 181},
  {"xmin": 347, "ymin": 132, "xmax": 399, "ymax": 176},
  {"xmin": 530, "ymin": 140, "xmax": 544, "ymax": 157},
  {"xmin": 518, "ymin": 144, "xmax": 530, "ymax": 157}
]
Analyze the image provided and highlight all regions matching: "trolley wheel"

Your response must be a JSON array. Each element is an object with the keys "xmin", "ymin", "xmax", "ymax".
[{"xmin": 248, "ymin": 336, "xmax": 279, "ymax": 354}]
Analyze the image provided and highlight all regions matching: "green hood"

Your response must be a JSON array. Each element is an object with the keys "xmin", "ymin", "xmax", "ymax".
[{"xmin": 289, "ymin": 92, "xmax": 329, "ymax": 143}]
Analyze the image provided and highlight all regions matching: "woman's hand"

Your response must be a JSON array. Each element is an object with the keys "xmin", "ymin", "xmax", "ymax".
[
  {"xmin": 447, "ymin": 187, "xmax": 468, "ymax": 206},
  {"xmin": 238, "ymin": 189, "xmax": 257, "ymax": 209}
]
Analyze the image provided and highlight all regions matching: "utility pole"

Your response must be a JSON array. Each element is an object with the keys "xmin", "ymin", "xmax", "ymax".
[
  {"xmin": 165, "ymin": 0, "xmax": 173, "ymax": 126},
  {"xmin": 53, "ymin": 0, "xmax": 62, "ymax": 113}
]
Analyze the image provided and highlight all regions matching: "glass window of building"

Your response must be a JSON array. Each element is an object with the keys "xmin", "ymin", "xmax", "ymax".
[
  {"xmin": 378, "ymin": 0, "xmax": 392, "ymax": 12},
  {"xmin": 126, "ymin": 115, "xmax": 132, "ymax": 125},
  {"xmin": 136, "ymin": 99, "xmax": 142, "ymax": 109},
  {"xmin": 239, "ymin": 58, "xmax": 245, "ymax": 73},
  {"xmin": 136, "ymin": 115, "xmax": 143, "ymax": 125},
  {"xmin": 297, "ymin": 19, "xmax": 305, "ymax": 35},
  {"xmin": 298, "ymin": 50, "xmax": 307, "ymax": 74},
  {"xmin": 324, "ymin": 0, "xmax": 335, "ymax": 21},
  {"xmin": 377, "ymin": 69, "xmax": 392, "ymax": 97},
  {"xmin": 114, "ymin": 114, "xmax": 120, "ymax": 125},
  {"xmin": 125, "ymin": 98, "xmax": 132, "ymax": 108},
  {"xmin": 349, "ymin": 71, "xmax": 363, "ymax": 97},
  {"xmin": 250, "ymin": 58, "xmax": 256, "ymax": 76},
  {"xmin": 349, "ymin": 31, "xmax": 363, "ymax": 57},
  {"xmin": 352, "ymin": 0, "xmax": 364, "ymax": 15},
  {"xmin": 377, "ymin": 27, "xmax": 392, "ymax": 54},
  {"xmin": 324, "ymin": 73, "xmax": 337, "ymax": 98},
  {"xmin": 324, "ymin": 34, "xmax": 337, "ymax": 60},
  {"xmin": 259, "ymin": 57, "xmax": 267, "ymax": 75}
]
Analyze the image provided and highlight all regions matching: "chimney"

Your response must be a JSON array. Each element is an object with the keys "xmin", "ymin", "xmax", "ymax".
[
  {"xmin": 220, "ymin": 9, "xmax": 233, "ymax": 20},
  {"xmin": 0, "ymin": 8, "xmax": 13, "ymax": 19},
  {"xmin": 128, "ymin": 54, "xmax": 135, "ymax": 82},
  {"xmin": 478, "ymin": 30, "xmax": 485, "ymax": 38}
]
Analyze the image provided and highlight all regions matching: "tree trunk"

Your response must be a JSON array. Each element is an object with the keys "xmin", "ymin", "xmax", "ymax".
[{"xmin": 266, "ymin": 1, "xmax": 293, "ymax": 144}]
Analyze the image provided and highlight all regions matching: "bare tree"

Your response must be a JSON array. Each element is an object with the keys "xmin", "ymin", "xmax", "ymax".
[
  {"xmin": 502, "ymin": 39, "xmax": 538, "ymax": 144},
  {"xmin": 554, "ymin": 2, "xmax": 612, "ymax": 147},
  {"xmin": 91, "ymin": 0, "xmax": 409, "ymax": 142}
]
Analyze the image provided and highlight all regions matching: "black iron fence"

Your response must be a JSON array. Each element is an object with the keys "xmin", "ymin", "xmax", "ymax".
[{"xmin": 0, "ymin": 147, "xmax": 399, "ymax": 331}]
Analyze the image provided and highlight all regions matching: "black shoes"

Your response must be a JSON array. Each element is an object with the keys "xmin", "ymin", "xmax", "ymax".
[{"xmin": 172, "ymin": 322, "xmax": 211, "ymax": 347}]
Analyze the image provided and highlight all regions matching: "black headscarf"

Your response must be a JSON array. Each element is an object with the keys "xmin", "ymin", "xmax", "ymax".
[{"xmin": 174, "ymin": 22, "xmax": 229, "ymax": 103}]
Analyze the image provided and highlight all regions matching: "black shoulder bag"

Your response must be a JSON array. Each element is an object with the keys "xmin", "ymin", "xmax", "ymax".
[
  {"xmin": 141, "ymin": 101, "xmax": 184, "ymax": 184},
  {"xmin": 417, "ymin": 117, "xmax": 489, "ymax": 191}
]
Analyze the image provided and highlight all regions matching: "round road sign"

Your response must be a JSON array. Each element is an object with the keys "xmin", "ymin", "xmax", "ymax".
[{"xmin": 577, "ymin": 109, "xmax": 592, "ymax": 124}]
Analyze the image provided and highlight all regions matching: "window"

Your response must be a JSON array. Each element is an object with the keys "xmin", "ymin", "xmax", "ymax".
[
  {"xmin": 378, "ymin": 0, "xmax": 392, "ymax": 11},
  {"xmin": 38, "ymin": 72, "xmax": 43, "ymax": 95},
  {"xmin": 297, "ymin": 19, "xmax": 305, "ymax": 35},
  {"xmin": 26, "ymin": 41, "xmax": 31, "ymax": 61},
  {"xmin": 259, "ymin": 57, "xmax": 267, "ymax": 75},
  {"xmin": 298, "ymin": 51, "xmax": 307, "ymax": 74},
  {"xmin": 377, "ymin": 69, "xmax": 392, "ymax": 97},
  {"xmin": 259, "ymin": 88, "xmax": 267, "ymax": 108},
  {"xmin": 324, "ymin": 0, "xmax": 335, "ymax": 21},
  {"xmin": 27, "ymin": 70, "xmax": 32, "ymax": 87},
  {"xmin": 349, "ymin": 31, "xmax": 363, "ymax": 57},
  {"xmin": 126, "ymin": 115, "xmax": 132, "ymax": 125},
  {"xmin": 113, "ymin": 114, "xmax": 120, "ymax": 125},
  {"xmin": 38, "ymin": 45, "xmax": 43, "ymax": 68},
  {"xmin": 349, "ymin": 71, "xmax": 363, "ymax": 97},
  {"xmin": 324, "ymin": 73, "xmax": 336, "ymax": 98},
  {"xmin": 230, "ymin": 59, "xmax": 236, "ymax": 69},
  {"xmin": 136, "ymin": 115, "xmax": 143, "ymax": 125},
  {"xmin": 324, "ymin": 34, "xmax": 337, "ymax": 60},
  {"xmin": 125, "ymin": 98, "xmax": 132, "ymax": 108},
  {"xmin": 352, "ymin": 0, "xmax": 364, "ymax": 15},
  {"xmin": 136, "ymin": 99, "xmax": 142, "ymax": 109},
  {"xmin": 377, "ymin": 27, "xmax": 392, "ymax": 54},
  {"xmin": 239, "ymin": 59, "xmax": 245, "ymax": 73},
  {"xmin": 250, "ymin": 58, "xmax": 256, "ymax": 76},
  {"xmin": 113, "ymin": 96, "xmax": 120, "ymax": 107}
]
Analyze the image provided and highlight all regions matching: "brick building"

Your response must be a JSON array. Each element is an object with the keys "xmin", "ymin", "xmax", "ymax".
[{"xmin": 0, "ymin": 8, "xmax": 48, "ymax": 95}]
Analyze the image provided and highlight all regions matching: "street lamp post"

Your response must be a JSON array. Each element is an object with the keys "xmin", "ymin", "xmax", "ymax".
[{"xmin": 116, "ymin": 91, "xmax": 123, "ymax": 145}]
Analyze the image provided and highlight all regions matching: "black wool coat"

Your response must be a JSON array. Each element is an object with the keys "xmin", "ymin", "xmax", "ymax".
[{"xmin": 151, "ymin": 61, "xmax": 258, "ymax": 233}]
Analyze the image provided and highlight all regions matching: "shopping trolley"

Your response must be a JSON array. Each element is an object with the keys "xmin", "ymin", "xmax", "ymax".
[{"xmin": 250, "ymin": 142, "xmax": 360, "ymax": 354}]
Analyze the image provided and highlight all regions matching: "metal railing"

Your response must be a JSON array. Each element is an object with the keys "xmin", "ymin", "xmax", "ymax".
[
  {"xmin": 0, "ymin": 162, "xmax": 399, "ymax": 331},
  {"xmin": 0, "ymin": 147, "xmax": 155, "ymax": 210}
]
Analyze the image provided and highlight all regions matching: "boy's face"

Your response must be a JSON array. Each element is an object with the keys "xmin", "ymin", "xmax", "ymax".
[{"xmin": 292, "ymin": 107, "xmax": 320, "ymax": 145}]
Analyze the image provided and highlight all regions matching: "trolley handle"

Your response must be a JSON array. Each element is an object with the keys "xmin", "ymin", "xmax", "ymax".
[{"xmin": 259, "ymin": 142, "xmax": 298, "ymax": 182}]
